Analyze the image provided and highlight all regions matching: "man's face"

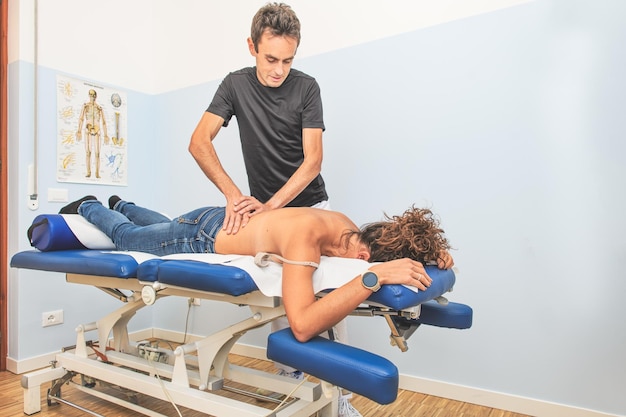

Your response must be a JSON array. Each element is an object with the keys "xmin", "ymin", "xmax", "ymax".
[{"xmin": 248, "ymin": 30, "xmax": 298, "ymax": 88}]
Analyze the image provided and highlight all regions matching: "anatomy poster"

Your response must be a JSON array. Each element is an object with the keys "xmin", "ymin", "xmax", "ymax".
[{"xmin": 56, "ymin": 75, "xmax": 128, "ymax": 185}]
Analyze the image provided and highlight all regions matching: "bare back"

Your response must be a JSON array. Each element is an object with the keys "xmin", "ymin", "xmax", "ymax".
[
  {"xmin": 213, "ymin": 206, "xmax": 440, "ymax": 344},
  {"xmin": 214, "ymin": 207, "xmax": 360, "ymax": 263}
]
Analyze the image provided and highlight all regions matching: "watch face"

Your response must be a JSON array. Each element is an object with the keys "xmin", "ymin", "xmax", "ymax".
[{"xmin": 363, "ymin": 272, "xmax": 378, "ymax": 287}]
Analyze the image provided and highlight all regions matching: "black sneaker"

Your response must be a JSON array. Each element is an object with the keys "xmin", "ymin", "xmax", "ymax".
[
  {"xmin": 108, "ymin": 195, "xmax": 122, "ymax": 210},
  {"xmin": 59, "ymin": 195, "xmax": 97, "ymax": 214}
]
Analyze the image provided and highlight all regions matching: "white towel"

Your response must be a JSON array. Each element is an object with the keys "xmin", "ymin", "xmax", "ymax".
[{"xmin": 157, "ymin": 253, "xmax": 374, "ymax": 297}]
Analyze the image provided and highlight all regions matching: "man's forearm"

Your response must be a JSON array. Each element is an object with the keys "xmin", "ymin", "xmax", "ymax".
[
  {"xmin": 190, "ymin": 141, "xmax": 240, "ymax": 198},
  {"xmin": 189, "ymin": 112, "xmax": 242, "ymax": 199},
  {"xmin": 265, "ymin": 159, "xmax": 321, "ymax": 209}
]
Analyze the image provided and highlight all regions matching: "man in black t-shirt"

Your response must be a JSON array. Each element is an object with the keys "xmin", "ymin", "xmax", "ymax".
[
  {"xmin": 189, "ymin": 4, "xmax": 363, "ymax": 416},
  {"xmin": 189, "ymin": 2, "xmax": 328, "ymax": 236}
]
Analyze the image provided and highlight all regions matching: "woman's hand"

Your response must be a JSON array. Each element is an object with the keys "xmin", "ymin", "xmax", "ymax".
[
  {"xmin": 369, "ymin": 258, "xmax": 432, "ymax": 291},
  {"xmin": 437, "ymin": 250, "xmax": 454, "ymax": 269}
]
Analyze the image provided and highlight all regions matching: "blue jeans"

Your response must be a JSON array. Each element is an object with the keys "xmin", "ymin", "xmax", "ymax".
[{"xmin": 79, "ymin": 200, "xmax": 225, "ymax": 256}]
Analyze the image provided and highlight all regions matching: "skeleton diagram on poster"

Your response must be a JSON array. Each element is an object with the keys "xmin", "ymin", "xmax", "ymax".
[{"xmin": 56, "ymin": 75, "xmax": 128, "ymax": 185}]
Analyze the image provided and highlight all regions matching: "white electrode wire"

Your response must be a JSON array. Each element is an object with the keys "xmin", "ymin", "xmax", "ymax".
[
  {"xmin": 32, "ymin": 0, "xmax": 38, "ymax": 200},
  {"xmin": 146, "ymin": 353, "xmax": 183, "ymax": 417},
  {"xmin": 265, "ymin": 375, "xmax": 310, "ymax": 416}
]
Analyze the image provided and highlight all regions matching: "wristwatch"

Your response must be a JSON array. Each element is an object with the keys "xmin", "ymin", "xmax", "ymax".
[{"xmin": 361, "ymin": 271, "xmax": 381, "ymax": 292}]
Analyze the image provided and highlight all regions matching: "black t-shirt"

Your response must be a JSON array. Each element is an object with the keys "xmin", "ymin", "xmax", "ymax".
[{"xmin": 207, "ymin": 67, "xmax": 328, "ymax": 207}]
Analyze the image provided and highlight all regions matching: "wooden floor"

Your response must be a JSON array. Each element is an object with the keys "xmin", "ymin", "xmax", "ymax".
[{"xmin": 0, "ymin": 355, "xmax": 531, "ymax": 417}]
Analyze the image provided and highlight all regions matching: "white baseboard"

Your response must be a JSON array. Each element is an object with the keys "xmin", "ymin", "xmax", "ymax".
[
  {"xmin": 399, "ymin": 375, "xmax": 620, "ymax": 417},
  {"xmin": 6, "ymin": 328, "xmax": 157, "ymax": 375},
  {"xmin": 7, "ymin": 352, "xmax": 55, "ymax": 375},
  {"xmin": 7, "ymin": 328, "xmax": 622, "ymax": 417}
]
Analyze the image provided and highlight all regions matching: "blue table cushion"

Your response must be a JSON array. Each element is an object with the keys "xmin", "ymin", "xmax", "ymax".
[
  {"xmin": 137, "ymin": 259, "xmax": 258, "ymax": 296},
  {"xmin": 267, "ymin": 328, "xmax": 399, "ymax": 405},
  {"xmin": 10, "ymin": 250, "xmax": 139, "ymax": 278}
]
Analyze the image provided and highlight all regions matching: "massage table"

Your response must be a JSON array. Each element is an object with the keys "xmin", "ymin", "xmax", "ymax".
[{"xmin": 11, "ymin": 214, "xmax": 473, "ymax": 417}]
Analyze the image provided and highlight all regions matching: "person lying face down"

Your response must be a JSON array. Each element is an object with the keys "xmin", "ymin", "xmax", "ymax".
[{"xmin": 61, "ymin": 196, "xmax": 454, "ymax": 342}]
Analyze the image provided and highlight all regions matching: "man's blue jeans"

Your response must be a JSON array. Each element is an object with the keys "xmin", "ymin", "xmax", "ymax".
[{"xmin": 79, "ymin": 200, "xmax": 225, "ymax": 256}]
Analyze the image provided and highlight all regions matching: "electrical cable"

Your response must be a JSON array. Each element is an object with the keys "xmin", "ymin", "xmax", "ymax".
[
  {"xmin": 182, "ymin": 299, "xmax": 192, "ymax": 344},
  {"xmin": 146, "ymin": 353, "xmax": 183, "ymax": 417},
  {"xmin": 265, "ymin": 375, "xmax": 310, "ymax": 417},
  {"xmin": 254, "ymin": 252, "xmax": 319, "ymax": 268}
]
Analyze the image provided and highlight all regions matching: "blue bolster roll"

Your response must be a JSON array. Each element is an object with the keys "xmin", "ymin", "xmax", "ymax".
[
  {"xmin": 27, "ymin": 213, "xmax": 116, "ymax": 252},
  {"xmin": 267, "ymin": 328, "xmax": 399, "ymax": 404},
  {"xmin": 28, "ymin": 214, "xmax": 85, "ymax": 251}
]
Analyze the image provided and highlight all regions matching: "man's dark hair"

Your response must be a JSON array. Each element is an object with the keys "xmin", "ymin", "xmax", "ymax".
[{"xmin": 250, "ymin": 3, "xmax": 301, "ymax": 52}]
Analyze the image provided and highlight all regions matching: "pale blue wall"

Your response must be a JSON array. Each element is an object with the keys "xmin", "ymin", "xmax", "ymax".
[
  {"xmin": 154, "ymin": 1, "xmax": 626, "ymax": 414},
  {"xmin": 9, "ymin": 66, "xmax": 160, "ymax": 357},
  {"xmin": 8, "ymin": 0, "xmax": 626, "ymax": 415},
  {"xmin": 152, "ymin": 2, "xmax": 626, "ymax": 414}
]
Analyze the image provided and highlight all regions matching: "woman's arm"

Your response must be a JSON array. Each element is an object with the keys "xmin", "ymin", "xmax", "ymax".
[{"xmin": 281, "ymin": 258, "xmax": 432, "ymax": 342}]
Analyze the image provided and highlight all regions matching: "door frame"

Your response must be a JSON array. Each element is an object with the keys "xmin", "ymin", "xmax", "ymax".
[{"xmin": 1, "ymin": 0, "xmax": 9, "ymax": 372}]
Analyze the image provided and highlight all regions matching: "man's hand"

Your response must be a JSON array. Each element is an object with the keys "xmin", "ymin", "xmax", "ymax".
[
  {"xmin": 223, "ymin": 195, "xmax": 272, "ymax": 234},
  {"xmin": 222, "ymin": 193, "xmax": 246, "ymax": 235},
  {"xmin": 233, "ymin": 196, "xmax": 271, "ymax": 229}
]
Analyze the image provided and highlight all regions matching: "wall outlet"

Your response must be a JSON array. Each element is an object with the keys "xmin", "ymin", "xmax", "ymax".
[
  {"xmin": 189, "ymin": 297, "xmax": 201, "ymax": 306},
  {"xmin": 42, "ymin": 310, "xmax": 64, "ymax": 327}
]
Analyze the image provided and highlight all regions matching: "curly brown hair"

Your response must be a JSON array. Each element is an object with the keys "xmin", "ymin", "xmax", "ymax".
[{"xmin": 356, "ymin": 206, "xmax": 451, "ymax": 264}]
